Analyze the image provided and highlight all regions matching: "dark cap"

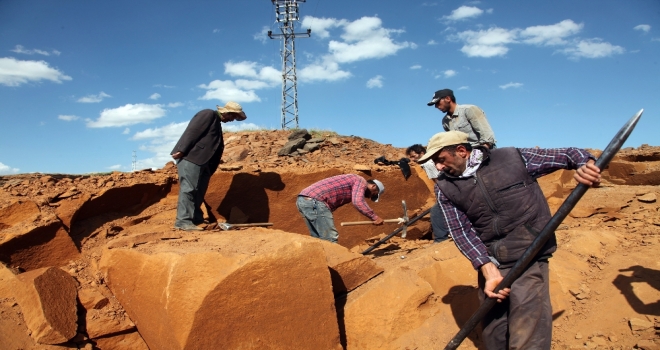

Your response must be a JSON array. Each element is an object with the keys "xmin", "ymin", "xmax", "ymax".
[{"xmin": 427, "ymin": 89, "xmax": 454, "ymax": 106}]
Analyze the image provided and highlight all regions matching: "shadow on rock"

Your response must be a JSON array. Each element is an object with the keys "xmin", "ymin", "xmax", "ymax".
[
  {"xmin": 613, "ymin": 265, "xmax": 660, "ymax": 316},
  {"xmin": 441, "ymin": 285, "xmax": 483, "ymax": 349},
  {"xmin": 217, "ymin": 172, "xmax": 285, "ymax": 223}
]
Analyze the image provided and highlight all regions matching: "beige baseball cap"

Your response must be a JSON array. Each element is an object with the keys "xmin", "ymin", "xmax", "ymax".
[
  {"xmin": 217, "ymin": 101, "xmax": 247, "ymax": 120},
  {"xmin": 417, "ymin": 131, "xmax": 469, "ymax": 163}
]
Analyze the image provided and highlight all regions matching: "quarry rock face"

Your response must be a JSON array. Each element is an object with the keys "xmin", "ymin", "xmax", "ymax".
[
  {"xmin": 0, "ymin": 133, "xmax": 658, "ymax": 349},
  {"xmin": 99, "ymin": 230, "xmax": 343, "ymax": 350},
  {"xmin": 15, "ymin": 266, "xmax": 78, "ymax": 344}
]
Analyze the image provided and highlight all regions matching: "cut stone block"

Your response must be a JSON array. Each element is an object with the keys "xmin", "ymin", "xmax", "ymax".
[
  {"xmin": 318, "ymin": 240, "xmax": 383, "ymax": 295},
  {"xmin": 99, "ymin": 229, "xmax": 342, "ymax": 350},
  {"xmin": 15, "ymin": 266, "xmax": 78, "ymax": 344},
  {"xmin": 85, "ymin": 309, "xmax": 135, "ymax": 339},
  {"xmin": 0, "ymin": 214, "xmax": 80, "ymax": 271},
  {"xmin": 0, "ymin": 200, "xmax": 40, "ymax": 231},
  {"xmin": 342, "ymin": 266, "xmax": 435, "ymax": 349},
  {"xmin": 78, "ymin": 287, "xmax": 109, "ymax": 310}
]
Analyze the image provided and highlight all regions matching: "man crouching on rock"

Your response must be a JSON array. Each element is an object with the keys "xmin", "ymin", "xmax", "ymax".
[
  {"xmin": 170, "ymin": 102, "xmax": 247, "ymax": 231},
  {"xmin": 417, "ymin": 130, "xmax": 601, "ymax": 349},
  {"xmin": 297, "ymin": 174, "xmax": 385, "ymax": 243}
]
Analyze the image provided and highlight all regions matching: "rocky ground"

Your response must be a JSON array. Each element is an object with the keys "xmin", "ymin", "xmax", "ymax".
[{"xmin": 0, "ymin": 130, "xmax": 658, "ymax": 349}]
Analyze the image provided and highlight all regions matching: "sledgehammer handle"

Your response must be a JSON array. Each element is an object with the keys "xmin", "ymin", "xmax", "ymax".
[
  {"xmin": 341, "ymin": 219, "xmax": 401, "ymax": 226},
  {"xmin": 444, "ymin": 109, "xmax": 643, "ymax": 350}
]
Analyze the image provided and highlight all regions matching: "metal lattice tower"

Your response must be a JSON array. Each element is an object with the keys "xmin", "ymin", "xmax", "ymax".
[
  {"xmin": 131, "ymin": 151, "xmax": 136, "ymax": 172},
  {"xmin": 268, "ymin": 0, "xmax": 311, "ymax": 129}
]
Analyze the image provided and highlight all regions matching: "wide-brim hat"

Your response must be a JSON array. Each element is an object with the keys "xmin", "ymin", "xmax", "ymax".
[
  {"xmin": 417, "ymin": 131, "xmax": 469, "ymax": 163},
  {"xmin": 217, "ymin": 101, "xmax": 247, "ymax": 121},
  {"xmin": 371, "ymin": 179, "xmax": 385, "ymax": 202}
]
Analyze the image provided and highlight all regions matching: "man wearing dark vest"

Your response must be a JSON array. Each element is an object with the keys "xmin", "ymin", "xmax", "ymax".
[
  {"xmin": 417, "ymin": 131, "xmax": 601, "ymax": 349},
  {"xmin": 171, "ymin": 102, "xmax": 247, "ymax": 231}
]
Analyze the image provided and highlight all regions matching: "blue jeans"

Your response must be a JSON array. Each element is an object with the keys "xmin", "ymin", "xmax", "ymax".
[
  {"xmin": 175, "ymin": 158, "xmax": 211, "ymax": 227},
  {"xmin": 430, "ymin": 203, "xmax": 449, "ymax": 242},
  {"xmin": 296, "ymin": 196, "xmax": 339, "ymax": 243}
]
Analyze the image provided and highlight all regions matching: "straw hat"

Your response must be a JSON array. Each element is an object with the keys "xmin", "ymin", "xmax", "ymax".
[
  {"xmin": 417, "ymin": 131, "xmax": 469, "ymax": 163},
  {"xmin": 216, "ymin": 101, "xmax": 247, "ymax": 120}
]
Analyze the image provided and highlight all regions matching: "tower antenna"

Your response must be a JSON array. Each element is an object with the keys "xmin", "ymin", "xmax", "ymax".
[
  {"xmin": 268, "ymin": 0, "xmax": 311, "ymax": 129},
  {"xmin": 132, "ymin": 150, "xmax": 136, "ymax": 172}
]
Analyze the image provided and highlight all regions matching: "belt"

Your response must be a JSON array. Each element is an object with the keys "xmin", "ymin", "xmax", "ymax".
[{"xmin": 298, "ymin": 195, "xmax": 314, "ymax": 201}]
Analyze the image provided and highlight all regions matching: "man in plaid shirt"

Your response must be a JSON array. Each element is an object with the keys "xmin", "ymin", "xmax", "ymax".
[
  {"xmin": 417, "ymin": 131, "xmax": 601, "ymax": 350},
  {"xmin": 297, "ymin": 174, "xmax": 385, "ymax": 243}
]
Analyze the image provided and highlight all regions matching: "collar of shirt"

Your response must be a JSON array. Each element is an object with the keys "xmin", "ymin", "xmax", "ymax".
[
  {"xmin": 442, "ymin": 149, "xmax": 485, "ymax": 179},
  {"xmin": 461, "ymin": 149, "xmax": 484, "ymax": 178}
]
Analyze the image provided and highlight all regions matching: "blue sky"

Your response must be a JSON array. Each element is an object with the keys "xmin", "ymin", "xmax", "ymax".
[{"xmin": 1, "ymin": 0, "xmax": 658, "ymax": 175}]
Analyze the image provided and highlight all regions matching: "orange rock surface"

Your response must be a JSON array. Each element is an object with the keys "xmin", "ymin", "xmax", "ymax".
[{"xmin": 0, "ymin": 131, "xmax": 658, "ymax": 349}]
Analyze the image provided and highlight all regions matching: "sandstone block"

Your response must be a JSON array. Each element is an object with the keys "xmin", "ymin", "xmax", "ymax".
[
  {"xmin": 343, "ymin": 267, "xmax": 435, "ymax": 349},
  {"xmin": 0, "ymin": 214, "xmax": 80, "ymax": 271},
  {"xmin": 0, "ymin": 199, "xmax": 40, "ymax": 231},
  {"xmin": 99, "ymin": 230, "xmax": 342, "ymax": 350},
  {"xmin": 318, "ymin": 240, "xmax": 383, "ymax": 295},
  {"xmin": 78, "ymin": 287, "xmax": 109, "ymax": 310},
  {"xmin": 85, "ymin": 309, "xmax": 135, "ymax": 339},
  {"xmin": 15, "ymin": 267, "xmax": 78, "ymax": 344}
]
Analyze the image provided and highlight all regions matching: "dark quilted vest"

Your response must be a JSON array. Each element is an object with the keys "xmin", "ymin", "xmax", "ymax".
[{"xmin": 438, "ymin": 147, "xmax": 556, "ymax": 265}]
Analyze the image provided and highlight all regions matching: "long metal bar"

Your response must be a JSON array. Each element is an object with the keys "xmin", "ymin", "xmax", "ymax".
[
  {"xmin": 361, "ymin": 208, "xmax": 432, "ymax": 255},
  {"xmin": 444, "ymin": 109, "xmax": 643, "ymax": 350}
]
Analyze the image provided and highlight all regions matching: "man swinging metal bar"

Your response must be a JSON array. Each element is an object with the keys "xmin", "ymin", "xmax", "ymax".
[{"xmin": 442, "ymin": 109, "xmax": 643, "ymax": 350}]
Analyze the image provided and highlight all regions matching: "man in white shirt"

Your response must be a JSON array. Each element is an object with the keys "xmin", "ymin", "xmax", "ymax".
[{"xmin": 405, "ymin": 144, "xmax": 448, "ymax": 243}]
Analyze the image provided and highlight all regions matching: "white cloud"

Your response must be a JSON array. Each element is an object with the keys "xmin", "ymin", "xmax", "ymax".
[
  {"xmin": 167, "ymin": 102, "xmax": 184, "ymax": 108},
  {"xmin": 131, "ymin": 121, "xmax": 263, "ymax": 169},
  {"xmin": 560, "ymin": 39, "xmax": 625, "ymax": 59},
  {"xmin": 108, "ymin": 164, "xmax": 122, "ymax": 170},
  {"xmin": 198, "ymin": 79, "xmax": 262, "ymax": 103},
  {"xmin": 224, "ymin": 61, "xmax": 281, "ymax": 84},
  {"xmin": 77, "ymin": 91, "xmax": 111, "ymax": 103},
  {"xmin": 428, "ymin": 40, "xmax": 438, "ymax": 45},
  {"xmin": 301, "ymin": 16, "xmax": 347, "ymax": 39},
  {"xmin": 634, "ymin": 24, "xmax": 651, "ymax": 33},
  {"xmin": 328, "ymin": 17, "xmax": 411, "ymax": 63},
  {"xmin": 253, "ymin": 26, "xmax": 270, "ymax": 43},
  {"xmin": 153, "ymin": 84, "xmax": 175, "ymax": 88},
  {"xmin": 58, "ymin": 115, "xmax": 80, "ymax": 121},
  {"xmin": 122, "ymin": 128, "xmax": 130, "ymax": 134},
  {"xmin": 453, "ymin": 19, "xmax": 621, "ymax": 60},
  {"xmin": 456, "ymin": 27, "xmax": 518, "ymax": 57},
  {"xmin": 410, "ymin": 65, "xmax": 422, "ymax": 69},
  {"xmin": 443, "ymin": 70, "xmax": 457, "ymax": 78},
  {"xmin": 520, "ymin": 20, "xmax": 583, "ymax": 46},
  {"xmin": 499, "ymin": 82, "xmax": 523, "ymax": 89},
  {"xmin": 458, "ymin": 86, "xmax": 469, "ymax": 90},
  {"xmin": 149, "ymin": 93, "xmax": 161, "ymax": 100},
  {"xmin": 0, "ymin": 162, "xmax": 19, "ymax": 175},
  {"xmin": 298, "ymin": 59, "xmax": 351, "ymax": 82},
  {"xmin": 366, "ymin": 75, "xmax": 383, "ymax": 88},
  {"xmin": 0, "ymin": 57, "xmax": 72, "ymax": 86},
  {"xmin": 87, "ymin": 103, "xmax": 167, "ymax": 128},
  {"xmin": 10, "ymin": 45, "xmax": 60, "ymax": 56},
  {"xmin": 443, "ymin": 6, "xmax": 484, "ymax": 21}
]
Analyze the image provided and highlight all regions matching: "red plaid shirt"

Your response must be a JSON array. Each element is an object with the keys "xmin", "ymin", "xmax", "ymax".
[{"xmin": 299, "ymin": 174, "xmax": 379, "ymax": 220}]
